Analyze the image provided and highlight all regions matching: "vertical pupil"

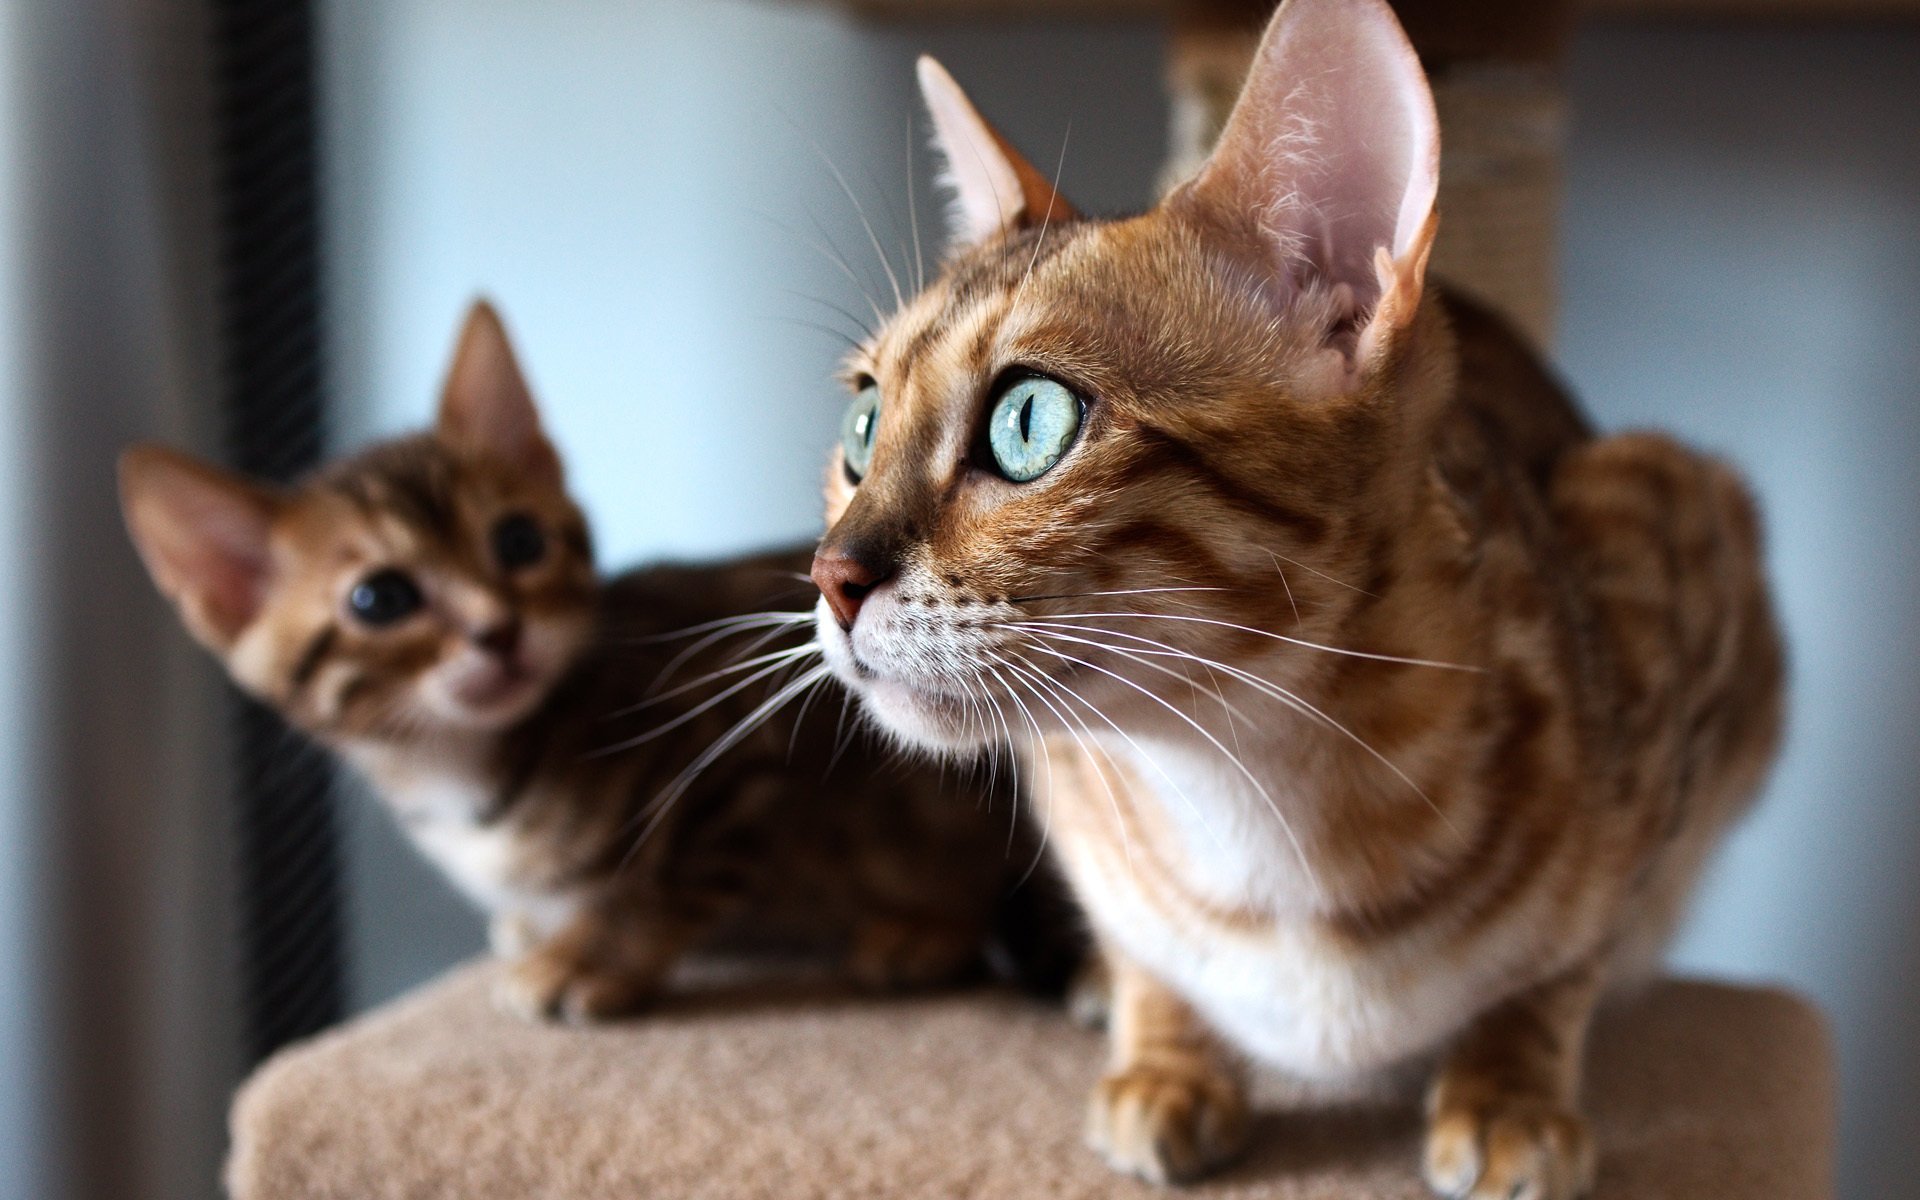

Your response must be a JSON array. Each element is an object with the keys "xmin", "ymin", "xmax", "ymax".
[{"xmin": 1018, "ymin": 394, "xmax": 1034, "ymax": 441}]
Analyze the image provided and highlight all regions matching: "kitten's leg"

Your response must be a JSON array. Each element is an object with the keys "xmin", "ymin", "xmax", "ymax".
[
  {"xmin": 1086, "ymin": 949, "xmax": 1248, "ymax": 1184},
  {"xmin": 844, "ymin": 913, "xmax": 985, "ymax": 990},
  {"xmin": 496, "ymin": 891, "xmax": 734, "ymax": 1024},
  {"xmin": 487, "ymin": 912, "xmax": 539, "ymax": 958},
  {"xmin": 1423, "ymin": 962, "xmax": 1602, "ymax": 1200}
]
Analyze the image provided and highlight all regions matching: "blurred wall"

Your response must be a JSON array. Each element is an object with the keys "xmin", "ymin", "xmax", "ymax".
[
  {"xmin": 318, "ymin": 5, "xmax": 1917, "ymax": 1196},
  {"xmin": 0, "ymin": 3, "xmax": 238, "ymax": 1200}
]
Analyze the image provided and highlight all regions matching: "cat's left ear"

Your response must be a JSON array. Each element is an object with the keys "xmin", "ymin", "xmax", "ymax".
[
  {"xmin": 917, "ymin": 56, "xmax": 1077, "ymax": 250},
  {"xmin": 436, "ymin": 299, "xmax": 563, "ymax": 485},
  {"xmin": 1173, "ymin": 0, "xmax": 1439, "ymax": 389}
]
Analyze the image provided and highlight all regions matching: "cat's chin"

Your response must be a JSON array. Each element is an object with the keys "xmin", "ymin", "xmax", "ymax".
[
  {"xmin": 856, "ymin": 675, "xmax": 994, "ymax": 757},
  {"xmin": 817, "ymin": 613, "xmax": 991, "ymax": 755}
]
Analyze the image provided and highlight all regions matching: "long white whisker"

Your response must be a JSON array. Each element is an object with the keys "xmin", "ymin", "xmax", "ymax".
[
  {"xmin": 1267, "ymin": 551, "xmax": 1302, "ymax": 628},
  {"xmin": 1032, "ymin": 609, "xmax": 1482, "ymax": 673},
  {"xmin": 1013, "ymin": 122, "xmax": 1072, "ymax": 309},
  {"xmin": 904, "ymin": 113, "xmax": 926, "ymax": 293},
  {"xmin": 591, "ymin": 647, "xmax": 819, "ymax": 755},
  {"xmin": 1013, "ymin": 623, "xmax": 1253, "ymax": 730},
  {"xmin": 794, "ymin": 122, "xmax": 905, "ymax": 312},
  {"xmin": 1022, "ymin": 619, "xmax": 1461, "ymax": 842},
  {"xmin": 1001, "ymin": 647, "xmax": 1226, "ymax": 855},
  {"xmin": 989, "ymin": 649, "xmax": 1134, "ymax": 879},
  {"xmin": 626, "ymin": 642, "xmax": 822, "ymax": 714},
  {"xmin": 622, "ymin": 664, "xmax": 835, "ymax": 864},
  {"xmin": 1268, "ymin": 548, "xmax": 1377, "ymax": 597},
  {"xmin": 1019, "ymin": 638, "xmax": 1322, "ymax": 898}
]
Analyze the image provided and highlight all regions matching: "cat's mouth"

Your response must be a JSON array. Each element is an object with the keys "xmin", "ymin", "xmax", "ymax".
[
  {"xmin": 816, "ymin": 599, "xmax": 998, "ymax": 754},
  {"xmin": 426, "ymin": 641, "xmax": 566, "ymax": 730}
]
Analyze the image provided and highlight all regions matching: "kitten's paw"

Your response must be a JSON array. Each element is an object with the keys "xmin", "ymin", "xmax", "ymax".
[
  {"xmin": 1086, "ymin": 1064, "xmax": 1248, "ymax": 1185},
  {"xmin": 1423, "ymin": 1096, "xmax": 1595, "ymax": 1200},
  {"xmin": 845, "ymin": 917, "xmax": 982, "ymax": 991},
  {"xmin": 493, "ymin": 951, "xmax": 659, "ymax": 1024}
]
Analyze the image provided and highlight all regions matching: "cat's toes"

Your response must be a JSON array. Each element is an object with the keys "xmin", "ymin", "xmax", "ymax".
[
  {"xmin": 493, "ymin": 954, "xmax": 658, "ymax": 1024},
  {"xmin": 1086, "ymin": 1064, "xmax": 1248, "ymax": 1185},
  {"xmin": 1423, "ymin": 1097, "xmax": 1595, "ymax": 1200}
]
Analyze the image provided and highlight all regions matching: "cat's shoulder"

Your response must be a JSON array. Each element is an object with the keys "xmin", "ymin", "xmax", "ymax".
[{"xmin": 1438, "ymin": 285, "xmax": 1594, "ymax": 490}]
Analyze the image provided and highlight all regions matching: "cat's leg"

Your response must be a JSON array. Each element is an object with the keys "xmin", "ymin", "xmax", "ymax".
[
  {"xmin": 1086, "ymin": 948, "xmax": 1248, "ymax": 1184},
  {"xmin": 1423, "ymin": 962, "xmax": 1603, "ymax": 1200}
]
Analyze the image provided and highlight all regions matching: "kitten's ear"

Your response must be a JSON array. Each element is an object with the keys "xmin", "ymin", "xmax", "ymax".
[
  {"xmin": 1175, "ymin": 0, "xmax": 1439, "ymax": 384},
  {"xmin": 436, "ymin": 300, "xmax": 562, "ymax": 485},
  {"xmin": 917, "ymin": 56, "xmax": 1077, "ymax": 250},
  {"xmin": 118, "ymin": 445, "xmax": 282, "ymax": 652}
]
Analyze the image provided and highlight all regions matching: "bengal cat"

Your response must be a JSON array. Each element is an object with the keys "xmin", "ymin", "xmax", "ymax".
[
  {"xmin": 121, "ymin": 302, "xmax": 1073, "ymax": 1023},
  {"xmin": 805, "ymin": 1, "xmax": 1785, "ymax": 1195}
]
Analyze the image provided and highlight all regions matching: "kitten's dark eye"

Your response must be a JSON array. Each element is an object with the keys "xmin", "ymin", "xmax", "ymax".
[
  {"xmin": 491, "ymin": 513, "xmax": 547, "ymax": 571},
  {"xmin": 348, "ymin": 569, "xmax": 423, "ymax": 627},
  {"xmin": 840, "ymin": 382, "xmax": 881, "ymax": 483}
]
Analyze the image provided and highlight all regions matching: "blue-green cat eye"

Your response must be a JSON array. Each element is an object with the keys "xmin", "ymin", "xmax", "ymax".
[
  {"xmin": 987, "ymin": 376, "xmax": 1082, "ymax": 483},
  {"xmin": 840, "ymin": 383, "xmax": 880, "ymax": 482}
]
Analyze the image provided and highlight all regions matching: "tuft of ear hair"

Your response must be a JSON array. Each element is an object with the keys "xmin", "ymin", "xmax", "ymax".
[
  {"xmin": 436, "ymin": 299, "xmax": 563, "ymax": 486},
  {"xmin": 916, "ymin": 56, "xmax": 1078, "ymax": 251},
  {"xmin": 119, "ymin": 445, "xmax": 282, "ymax": 652},
  {"xmin": 1173, "ymin": 0, "xmax": 1440, "ymax": 386}
]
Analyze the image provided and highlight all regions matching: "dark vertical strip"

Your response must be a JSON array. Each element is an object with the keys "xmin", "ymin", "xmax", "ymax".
[{"xmin": 208, "ymin": 0, "xmax": 347, "ymax": 1063}]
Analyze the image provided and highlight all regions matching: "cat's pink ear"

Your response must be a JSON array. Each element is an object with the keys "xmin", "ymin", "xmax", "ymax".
[
  {"xmin": 436, "ymin": 300, "xmax": 562, "ymax": 485},
  {"xmin": 1176, "ymin": 0, "xmax": 1439, "ymax": 383},
  {"xmin": 917, "ymin": 56, "xmax": 1077, "ymax": 250},
  {"xmin": 119, "ymin": 445, "xmax": 282, "ymax": 652}
]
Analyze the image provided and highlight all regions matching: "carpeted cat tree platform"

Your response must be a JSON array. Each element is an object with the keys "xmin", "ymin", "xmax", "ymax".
[{"xmin": 227, "ymin": 961, "xmax": 1832, "ymax": 1198}]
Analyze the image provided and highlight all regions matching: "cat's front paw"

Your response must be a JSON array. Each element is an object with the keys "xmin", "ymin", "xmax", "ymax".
[
  {"xmin": 1423, "ymin": 1096, "xmax": 1595, "ymax": 1200},
  {"xmin": 493, "ymin": 947, "xmax": 660, "ymax": 1024},
  {"xmin": 1086, "ymin": 1064, "xmax": 1248, "ymax": 1185}
]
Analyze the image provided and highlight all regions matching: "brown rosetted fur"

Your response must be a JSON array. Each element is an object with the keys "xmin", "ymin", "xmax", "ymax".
[
  {"xmin": 121, "ymin": 301, "xmax": 1078, "ymax": 1023},
  {"xmin": 807, "ymin": 1, "xmax": 1784, "ymax": 1195}
]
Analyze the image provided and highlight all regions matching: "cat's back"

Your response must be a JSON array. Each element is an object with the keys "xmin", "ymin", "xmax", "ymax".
[{"xmin": 1438, "ymin": 287, "xmax": 1593, "ymax": 489}]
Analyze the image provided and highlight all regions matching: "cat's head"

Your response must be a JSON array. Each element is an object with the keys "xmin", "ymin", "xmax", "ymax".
[
  {"xmin": 120, "ymin": 301, "xmax": 597, "ymax": 743},
  {"xmin": 810, "ymin": 0, "xmax": 1445, "ymax": 753}
]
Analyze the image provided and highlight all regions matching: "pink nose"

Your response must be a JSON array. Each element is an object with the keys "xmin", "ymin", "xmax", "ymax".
[{"xmin": 811, "ymin": 547, "xmax": 887, "ymax": 630}]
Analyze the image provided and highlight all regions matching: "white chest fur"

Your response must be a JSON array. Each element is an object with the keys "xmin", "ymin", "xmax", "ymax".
[
  {"xmin": 345, "ymin": 744, "xmax": 580, "ymax": 939},
  {"xmin": 1053, "ymin": 742, "xmax": 1555, "ymax": 1082}
]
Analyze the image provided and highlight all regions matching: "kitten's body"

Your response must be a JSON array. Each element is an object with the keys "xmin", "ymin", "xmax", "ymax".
[
  {"xmin": 123, "ymin": 304, "xmax": 1064, "ymax": 1021},
  {"xmin": 807, "ymin": 4, "xmax": 1782, "ymax": 1195}
]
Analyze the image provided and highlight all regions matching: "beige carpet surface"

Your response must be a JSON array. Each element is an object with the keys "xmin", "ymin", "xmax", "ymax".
[{"xmin": 227, "ymin": 962, "xmax": 1832, "ymax": 1199}]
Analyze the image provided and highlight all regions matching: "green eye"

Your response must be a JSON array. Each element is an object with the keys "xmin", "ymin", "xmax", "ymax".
[
  {"xmin": 841, "ymin": 383, "xmax": 881, "ymax": 482},
  {"xmin": 987, "ymin": 376, "xmax": 1081, "ymax": 483}
]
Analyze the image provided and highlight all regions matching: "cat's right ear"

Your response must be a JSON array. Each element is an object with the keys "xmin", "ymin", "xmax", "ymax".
[
  {"xmin": 436, "ymin": 300, "xmax": 563, "ymax": 486},
  {"xmin": 118, "ymin": 446, "xmax": 281, "ymax": 652},
  {"xmin": 917, "ymin": 56, "xmax": 1077, "ymax": 250}
]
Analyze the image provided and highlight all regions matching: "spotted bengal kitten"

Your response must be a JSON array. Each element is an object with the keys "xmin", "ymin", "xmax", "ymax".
[
  {"xmin": 806, "ymin": 0, "xmax": 1785, "ymax": 1195},
  {"xmin": 121, "ymin": 301, "xmax": 1067, "ymax": 1022}
]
